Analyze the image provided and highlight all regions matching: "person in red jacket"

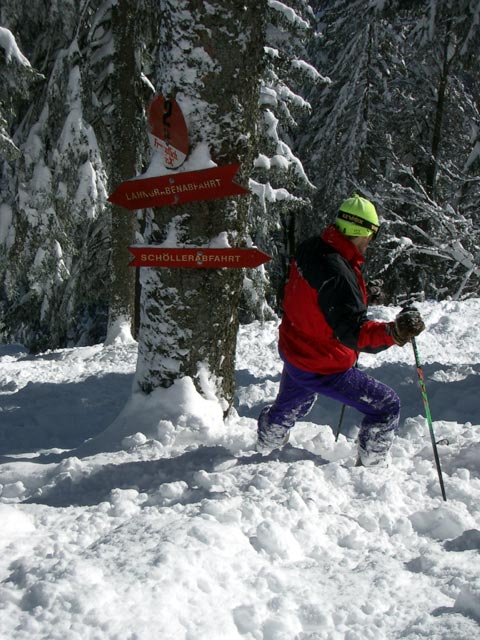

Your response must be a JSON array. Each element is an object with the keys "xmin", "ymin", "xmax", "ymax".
[{"xmin": 257, "ymin": 194, "xmax": 425, "ymax": 467}]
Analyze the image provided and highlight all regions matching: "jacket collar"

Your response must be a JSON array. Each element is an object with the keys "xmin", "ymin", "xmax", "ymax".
[{"xmin": 321, "ymin": 224, "xmax": 365, "ymax": 267}]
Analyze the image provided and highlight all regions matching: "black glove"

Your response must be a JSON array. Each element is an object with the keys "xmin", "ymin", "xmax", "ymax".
[{"xmin": 390, "ymin": 309, "xmax": 425, "ymax": 346}]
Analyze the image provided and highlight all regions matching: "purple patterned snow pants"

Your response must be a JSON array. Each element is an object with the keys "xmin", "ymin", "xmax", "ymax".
[{"xmin": 262, "ymin": 355, "xmax": 400, "ymax": 465}]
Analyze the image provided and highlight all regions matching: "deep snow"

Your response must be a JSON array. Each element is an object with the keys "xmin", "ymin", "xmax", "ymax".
[{"xmin": 0, "ymin": 300, "xmax": 479, "ymax": 639}]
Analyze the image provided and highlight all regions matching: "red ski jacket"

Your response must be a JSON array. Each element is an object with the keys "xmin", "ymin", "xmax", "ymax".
[{"xmin": 279, "ymin": 225, "xmax": 395, "ymax": 374}]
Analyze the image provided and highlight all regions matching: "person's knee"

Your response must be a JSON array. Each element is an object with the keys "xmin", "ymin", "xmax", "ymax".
[
  {"xmin": 269, "ymin": 392, "xmax": 316, "ymax": 428},
  {"xmin": 389, "ymin": 389, "xmax": 401, "ymax": 416},
  {"xmin": 384, "ymin": 389, "xmax": 401, "ymax": 427},
  {"xmin": 369, "ymin": 386, "xmax": 400, "ymax": 423}
]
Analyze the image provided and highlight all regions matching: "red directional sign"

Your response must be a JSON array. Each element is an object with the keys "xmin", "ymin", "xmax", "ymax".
[
  {"xmin": 128, "ymin": 246, "xmax": 272, "ymax": 269},
  {"xmin": 108, "ymin": 164, "xmax": 249, "ymax": 211},
  {"xmin": 148, "ymin": 95, "xmax": 189, "ymax": 169}
]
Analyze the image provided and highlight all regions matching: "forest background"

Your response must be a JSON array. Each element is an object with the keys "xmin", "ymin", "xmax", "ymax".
[{"xmin": 1, "ymin": 0, "xmax": 479, "ymax": 394}]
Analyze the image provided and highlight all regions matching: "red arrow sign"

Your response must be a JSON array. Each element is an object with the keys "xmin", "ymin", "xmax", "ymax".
[
  {"xmin": 128, "ymin": 246, "xmax": 272, "ymax": 269},
  {"xmin": 108, "ymin": 164, "xmax": 249, "ymax": 210}
]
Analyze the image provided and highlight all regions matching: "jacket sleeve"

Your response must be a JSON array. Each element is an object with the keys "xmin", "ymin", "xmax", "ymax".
[{"xmin": 314, "ymin": 256, "xmax": 395, "ymax": 353}]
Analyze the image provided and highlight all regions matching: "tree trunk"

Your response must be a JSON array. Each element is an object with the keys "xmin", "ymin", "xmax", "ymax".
[
  {"xmin": 106, "ymin": 0, "xmax": 143, "ymax": 342},
  {"xmin": 134, "ymin": 0, "xmax": 266, "ymax": 410}
]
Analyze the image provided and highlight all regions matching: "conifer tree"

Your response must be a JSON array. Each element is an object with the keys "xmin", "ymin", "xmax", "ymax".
[
  {"xmin": 372, "ymin": 0, "xmax": 480, "ymax": 300},
  {"xmin": 0, "ymin": 26, "xmax": 40, "ymax": 162},
  {"xmin": 0, "ymin": 1, "xmax": 154, "ymax": 349},
  {"xmin": 0, "ymin": 4, "xmax": 108, "ymax": 348},
  {"xmin": 0, "ymin": 5, "xmax": 111, "ymax": 350},
  {"xmin": 302, "ymin": 0, "xmax": 480, "ymax": 301},
  {"xmin": 243, "ymin": 0, "xmax": 327, "ymax": 321}
]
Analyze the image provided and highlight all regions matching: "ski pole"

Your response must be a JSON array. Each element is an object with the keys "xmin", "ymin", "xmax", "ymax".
[
  {"xmin": 411, "ymin": 337, "xmax": 447, "ymax": 501},
  {"xmin": 334, "ymin": 403, "xmax": 346, "ymax": 442},
  {"xmin": 334, "ymin": 359, "xmax": 358, "ymax": 442}
]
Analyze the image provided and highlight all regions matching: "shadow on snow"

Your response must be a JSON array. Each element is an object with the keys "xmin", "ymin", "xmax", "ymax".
[
  {"xmin": 1, "ymin": 358, "xmax": 478, "ymax": 474},
  {"xmin": 0, "ymin": 372, "xmax": 133, "ymax": 456},
  {"xmin": 23, "ymin": 443, "xmax": 327, "ymax": 508}
]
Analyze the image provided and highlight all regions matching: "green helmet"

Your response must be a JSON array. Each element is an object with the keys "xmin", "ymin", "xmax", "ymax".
[{"xmin": 335, "ymin": 194, "xmax": 379, "ymax": 238}]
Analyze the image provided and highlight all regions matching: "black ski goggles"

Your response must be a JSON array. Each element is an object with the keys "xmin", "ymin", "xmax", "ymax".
[{"xmin": 337, "ymin": 210, "xmax": 381, "ymax": 241}]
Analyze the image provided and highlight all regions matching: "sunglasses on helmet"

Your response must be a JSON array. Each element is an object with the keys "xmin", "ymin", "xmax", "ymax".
[{"xmin": 337, "ymin": 211, "xmax": 381, "ymax": 241}]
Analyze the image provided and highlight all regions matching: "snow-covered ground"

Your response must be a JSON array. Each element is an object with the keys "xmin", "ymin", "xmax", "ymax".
[{"xmin": 0, "ymin": 300, "xmax": 479, "ymax": 639}]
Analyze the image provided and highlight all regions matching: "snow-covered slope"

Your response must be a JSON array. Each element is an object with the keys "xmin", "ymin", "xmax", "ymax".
[{"xmin": 0, "ymin": 300, "xmax": 479, "ymax": 639}]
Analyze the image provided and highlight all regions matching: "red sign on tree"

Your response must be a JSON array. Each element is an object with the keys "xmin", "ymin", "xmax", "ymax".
[
  {"xmin": 128, "ymin": 246, "xmax": 272, "ymax": 269},
  {"xmin": 148, "ymin": 95, "xmax": 189, "ymax": 169},
  {"xmin": 108, "ymin": 164, "xmax": 249, "ymax": 210}
]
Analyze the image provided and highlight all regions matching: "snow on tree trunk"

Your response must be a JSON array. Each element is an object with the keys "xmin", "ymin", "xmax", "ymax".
[{"xmin": 134, "ymin": 0, "xmax": 266, "ymax": 411}]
